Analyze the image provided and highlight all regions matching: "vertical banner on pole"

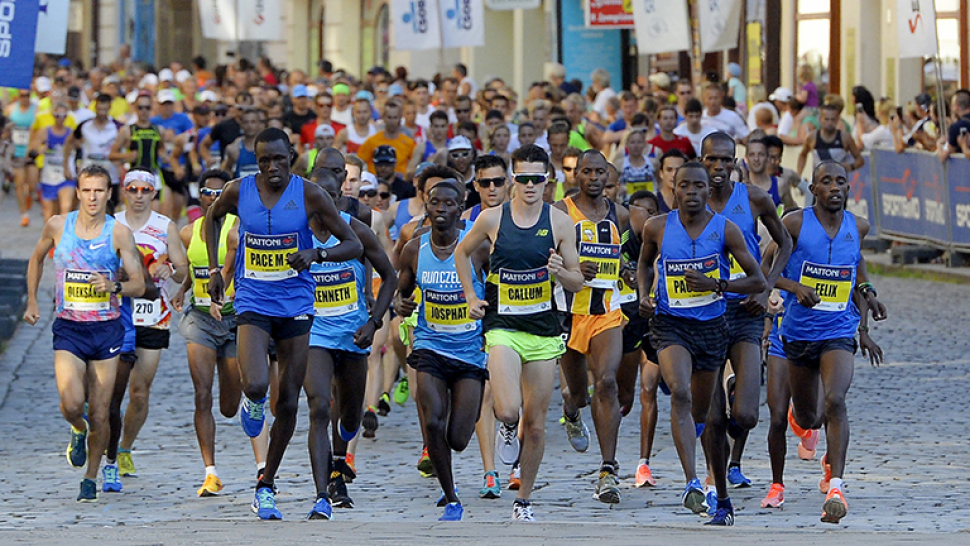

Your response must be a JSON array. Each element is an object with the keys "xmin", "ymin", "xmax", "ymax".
[
  {"xmin": 392, "ymin": 0, "xmax": 442, "ymax": 50},
  {"xmin": 198, "ymin": 0, "xmax": 237, "ymax": 41},
  {"xmin": 698, "ymin": 0, "xmax": 742, "ymax": 53},
  {"xmin": 630, "ymin": 0, "xmax": 691, "ymax": 55},
  {"xmin": 35, "ymin": 0, "xmax": 70, "ymax": 54},
  {"xmin": 896, "ymin": 0, "xmax": 937, "ymax": 58},
  {"xmin": 439, "ymin": 0, "xmax": 484, "ymax": 48},
  {"xmin": 238, "ymin": 0, "xmax": 282, "ymax": 41},
  {"xmin": 0, "ymin": 0, "xmax": 40, "ymax": 89}
]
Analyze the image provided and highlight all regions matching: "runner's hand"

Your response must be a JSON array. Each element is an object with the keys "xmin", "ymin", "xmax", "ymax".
[
  {"xmin": 767, "ymin": 293, "xmax": 785, "ymax": 315},
  {"xmin": 353, "ymin": 320, "xmax": 378, "ymax": 349},
  {"xmin": 395, "ymin": 294, "xmax": 417, "ymax": 318},
  {"xmin": 638, "ymin": 295, "xmax": 656, "ymax": 318},
  {"xmin": 547, "ymin": 249, "xmax": 564, "ymax": 276},
  {"xmin": 207, "ymin": 272, "xmax": 225, "ymax": 309},
  {"xmin": 150, "ymin": 261, "xmax": 173, "ymax": 281},
  {"xmin": 684, "ymin": 269, "xmax": 715, "ymax": 293},
  {"xmin": 89, "ymin": 272, "xmax": 112, "ymax": 294},
  {"xmin": 742, "ymin": 289, "xmax": 770, "ymax": 315},
  {"xmin": 287, "ymin": 249, "xmax": 319, "ymax": 272},
  {"xmin": 23, "ymin": 301, "xmax": 39, "ymax": 325},
  {"xmin": 579, "ymin": 261, "xmax": 598, "ymax": 282},
  {"xmin": 620, "ymin": 268, "xmax": 637, "ymax": 290},
  {"xmin": 859, "ymin": 331, "xmax": 884, "ymax": 367},
  {"xmin": 792, "ymin": 283, "xmax": 821, "ymax": 308},
  {"xmin": 868, "ymin": 296, "xmax": 887, "ymax": 321},
  {"xmin": 209, "ymin": 303, "xmax": 223, "ymax": 321},
  {"xmin": 467, "ymin": 296, "xmax": 488, "ymax": 320},
  {"xmin": 171, "ymin": 287, "xmax": 186, "ymax": 313}
]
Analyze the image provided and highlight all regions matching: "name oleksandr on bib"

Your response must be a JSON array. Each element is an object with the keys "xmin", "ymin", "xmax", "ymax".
[
  {"xmin": 497, "ymin": 267, "xmax": 551, "ymax": 315},
  {"xmin": 579, "ymin": 242, "xmax": 621, "ymax": 289},
  {"xmin": 245, "ymin": 232, "xmax": 299, "ymax": 280},
  {"xmin": 424, "ymin": 289, "xmax": 475, "ymax": 333},
  {"xmin": 63, "ymin": 269, "xmax": 110, "ymax": 311},
  {"xmin": 664, "ymin": 254, "xmax": 722, "ymax": 308},
  {"xmin": 313, "ymin": 266, "xmax": 358, "ymax": 317},
  {"xmin": 798, "ymin": 261, "xmax": 852, "ymax": 312}
]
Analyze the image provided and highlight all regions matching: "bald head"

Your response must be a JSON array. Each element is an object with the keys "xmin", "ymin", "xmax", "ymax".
[
  {"xmin": 700, "ymin": 131, "xmax": 736, "ymax": 158},
  {"xmin": 310, "ymin": 167, "xmax": 341, "ymax": 199},
  {"xmin": 314, "ymin": 147, "xmax": 347, "ymax": 183}
]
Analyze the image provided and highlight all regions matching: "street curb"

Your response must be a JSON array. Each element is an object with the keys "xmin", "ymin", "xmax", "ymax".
[
  {"xmin": 867, "ymin": 261, "xmax": 970, "ymax": 285},
  {"xmin": 0, "ymin": 292, "xmax": 53, "ymax": 411}
]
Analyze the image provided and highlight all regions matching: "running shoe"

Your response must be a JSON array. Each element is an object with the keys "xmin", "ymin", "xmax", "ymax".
[
  {"xmin": 66, "ymin": 426, "xmax": 87, "ymax": 468},
  {"xmin": 635, "ymin": 463, "xmax": 657, "ymax": 487},
  {"xmin": 240, "ymin": 396, "xmax": 267, "ymax": 438},
  {"xmin": 118, "ymin": 449, "xmax": 136, "ymax": 477},
  {"xmin": 328, "ymin": 473, "xmax": 354, "ymax": 508},
  {"xmin": 496, "ymin": 421, "xmax": 521, "ymax": 465},
  {"xmin": 727, "ymin": 466, "xmax": 752, "ymax": 488},
  {"xmin": 345, "ymin": 453, "xmax": 356, "ymax": 476},
  {"xmin": 77, "ymin": 478, "xmax": 97, "ymax": 503},
  {"xmin": 480, "ymin": 470, "xmax": 501, "ymax": 499},
  {"xmin": 362, "ymin": 408, "xmax": 379, "ymax": 438},
  {"xmin": 511, "ymin": 500, "xmax": 535, "ymax": 522},
  {"xmin": 682, "ymin": 478, "xmax": 707, "ymax": 514},
  {"xmin": 705, "ymin": 486, "xmax": 718, "ymax": 516},
  {"xmin": 593, "ymin": 468, "xmax": 621, "ymax": 504},
  {"xmin": 439, "ymin": 502, "xmax": 463, "ymax": 521},
  {"xmin": 508, "ymin": 463, "xmax": 521, "ymax": 490},
  {"xmin": 821, "ymin": 487, "xmax": 848, "ymax": 524},
  {"xmin": 252, "ymin": 486, "xmax": 282, "ymax": 519},
  {"xmin": 760, "ymin": 483, "xmax": 785, "ymax": 508},
  {"xmin": 257, "ymin": 469, "xmax": 280, "ymax": 494},
  {"xmin": 705, "ymin": 501, "xmax": 735, "ymax": 526},
  {"xmin": 798, "ymin": 428, "xmax": 821, "ymax": 460},
  {"xmin": 436, "ymin": 486, "xmax": 458, "ymax": 507},
  {"xmin": 307, "ymin": 497, "xmax": 333, "ymax": 520},
  {"xmin": 101, "ymin": 464, "xmax": 122, "ymax": 493},
  {"xmin": 818, "ymin": 454, "xmax": 832, "ymax": 493},
  {"xmin": 393, "ymin": 377, "xmax": 409, "ymax": 405},
  {"xmin": 197, "ymin": 474, "xmax": 223, "ymax": 497},
  {"xmin": 417, "ymin": 447, "xmax": 436, "ymax": 478},
  {"xmin": 20, "ymin": 214, "xmax": 29, "ymax": 227},
  {"xmin": 563, "ymin": 410, "xmax": 590, "ymax": 453},
  {"xmin": 377, "ymin": 393, "xmax": 391, "ymax": 416},
  {"xmin": 333, "ymin": 457, "xmax": 357, "ymax": 483}
]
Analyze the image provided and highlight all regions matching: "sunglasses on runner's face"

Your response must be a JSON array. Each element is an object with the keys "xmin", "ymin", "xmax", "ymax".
[
  {"xmin": 513, "ymin": 173, "xmax": 548, "ymax": 185},
  {"xmin": 477, "ymin": 176, "xmax": 506, "ymax": 188},
  {"xmin": 449, "ymin": 150, "xmax": 472, "ymax": 159},
  {"xmin": 125, "ymin": 185, "xmax": 154, "ymax": 195},
  {"xmin": 137, "ymin": 105, "xmax": 152, "ymax": 111},
  {"xmin": 200, "ymin": 188, "xmax": 223, "ymax": 197}
]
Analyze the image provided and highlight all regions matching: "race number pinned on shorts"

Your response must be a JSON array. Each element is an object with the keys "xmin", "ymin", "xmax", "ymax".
[
  {"xmin": 497, "ymin": 267, "xmax": 551, "ymax": 315},
  {"xmin": 63, "ymin": 269, "xmax": 110, "ymax": 311},
  {"xmin": 664, "ymin": 254, "xmax": 721, "ymax": 308},
  {"xmin": 424, "ymin": 289, "xmax": 475, "ymax": 333},
  {"xmin": 579, "ymin": 242, "xmax": 621, "ymax": 289},
  {"xmin": 244, "ymin": 232, "xmax": 298, "ymax": 281},
  {"xmin": 313, "ymin": 266, "xmax": 358, "ymax": 317},
  {"xmin": 798, "ymin": 261, "xmax": 853, "ymax": 312},
  {"xmin": 11, "ymin": 127, "xmax": 29, "ymax": 147},
  {"xmin": 41, "ymin": 162, "xmax": 65, "ymax": 185},
  {"xmin": 132, "ymin": 297, "xmax": 164, "ymax": 326}
]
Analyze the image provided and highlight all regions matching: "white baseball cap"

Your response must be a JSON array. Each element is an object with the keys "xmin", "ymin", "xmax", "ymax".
[
  {"xmin": 315, "ymin": 124, "xmax": 336, "ymax": 138},
  {"xmin": 158, "ymin": 68, "xmax": 175, "ymax": 82},
  {"xmin": 157, "ymin": 89, "xmax": 176, "ymax": 104},
  {"xmin": 140, "ymin": 73, "xmax": 159, "ymax": 88},
  {"xmin": 176, "ymin": 70, "xmax": 192, "ymax": 84},
  {"xmin": 769, "ymin": 87, "xmax": 793, "ymax": 102},
  {"xmin": 199, "ymin": 89, "xmax": 218, "ymax": 103},
  {"xmin": 35, "ymin": 76, "xmax": 52, "ymax": 93}
]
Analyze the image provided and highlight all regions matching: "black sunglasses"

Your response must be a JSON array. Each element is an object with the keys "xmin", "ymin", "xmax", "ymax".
[
  {"xmin": 512, "ymin": 173, "xmax": 548, "ymax": 185},
  {"xmin": 477, "ymin": 176, "xmax": 506, "ymax": 188}
]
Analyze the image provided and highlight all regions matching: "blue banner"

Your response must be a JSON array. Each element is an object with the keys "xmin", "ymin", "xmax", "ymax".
[
  {"xmin": 870, "ymin": 149, "xmax": 949, "ymax": 245},
  {"xmin": 560, "ymin": 0, "xmax": 623, "ymax": 96},
  {"xmin": 0, "ymin": 0, "xmax": 39, "ymax": 89},
  {"xmin": 946, "ymin": 157, "xmax": 970, "ymax": 249},
  {"xmin": 846, "ymin": 156, "xmax": 877, "ymax": 238}
]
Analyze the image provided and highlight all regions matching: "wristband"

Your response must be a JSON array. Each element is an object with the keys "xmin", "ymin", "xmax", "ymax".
[
  {"xmin": 858, "ymin": 325, "xmax": 869, "ymax": 333},
  {"xmin": 715, "ymin": 278, "xmax": 729, "ymax": 294},
  {"xmin": 209, "ymin": 266, "xmax": 223, "ymax": 276}
]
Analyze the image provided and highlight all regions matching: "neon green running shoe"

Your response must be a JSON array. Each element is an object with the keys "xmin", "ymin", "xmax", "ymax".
[{"xmin": 393, "ymin": 377, "xmax": 410, "ymax": 405}]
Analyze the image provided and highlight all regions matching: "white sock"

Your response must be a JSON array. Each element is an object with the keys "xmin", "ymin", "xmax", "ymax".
[
  {"xmin": 256, "ymin": 462, "xmax": 266, "ymax": 472},
  {"xmin": 638, "ymin": 458, "xmax": 648, "ymax": 467},
  {"xmin": 106, "ymin": 459, "xmax": 116, "ymax": 466},
  {"xmin": 205, "ymin": 465, "xmax": 218, "ymax": 477},
  {"xmin": 829, "ymin": 478, "xmax": 843, "ymax": 492}
]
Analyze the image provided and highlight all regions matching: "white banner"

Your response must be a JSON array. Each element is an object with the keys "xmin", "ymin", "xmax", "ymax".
[
  {"xmin": 897, "ymin": 0, "xmax": 937, "ymax": 59},
  {"xmin": 698, "ymin": 0, "xmax": 742, "ymax": 53},
  {"xmin": 198, "ymin": 0, "xmax": 236, "ymax": 41},
  {"xmin": 392, "ymin": 0, "xmax": 442, "ymax": 50},
  {"xmin": 486, "ymin": 0, "xmax": 540, "ymax": 9},
  {"xmin": 35, "ymin": 0, "xmax": 70, "ymax": 54},
  {"xmin": 439, "ymin": 0, "xmax": 484, "ymax": 48},
  {"xmin": 631, "ymin": 0, "xmax": 691, "ymax": 55},
  {"xmin": 239, "ymin": 0, "xmax": 282, "ymax": 41}
]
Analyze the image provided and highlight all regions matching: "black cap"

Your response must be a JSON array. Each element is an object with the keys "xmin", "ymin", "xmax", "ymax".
[
  {"xmin": 374, "ymin": 145, "xmax": 397, "ymax": 164},
  {"xmin": 915, "ymin": 93, "xmax": 932, "ymax": 107},
  {"xmin": 67, "ymin": 86, "xmax": 81, "ymax": 99},
  {"xmin": 193, "ymin": 104, "xmax": 211, "ymax": 115}
]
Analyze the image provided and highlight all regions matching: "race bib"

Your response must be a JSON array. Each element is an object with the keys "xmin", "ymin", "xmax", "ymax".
[
  {"xmin": 41, "ymin": 162, "xmax": 65, "ymax": 185},
  {"xmin": 616, "ymin": 277, "xmax": 637, "ymax": 304},
  {"xmin": 728, "ymin": 255, "xmax": 745, "ymax": 281},
  {"xmin": 798, "ymin": 261, "xmax": 853, "ymax": 312},
  {"xmin": 424, "ymin": 289, "xmax": 475, "ymax": 333},
  {"xmin": 313, "ymin": 267, "xmax": 359, "ymax": 317},
  {"xmin": 497, "ymin": 267, "xmax": 551, "ymax": 315},
  {"xmin": 625, "ymin": 180, "xmax": 655, "ymax": 194},
  {"xmin": 579, "ymin": 242, "xmax": 621, "ymax": 289},
  {"xmin": 63, "ymin": 269, "xmax": 110, "ymax": 311},
  {"xmin": 132, "ymin": 297, "xmax": 163, "ymax": 326},
  {"xmin": 192, "ymin": 267, "xmax": 213, "ymax": 307},
  {"xmin": 82, "ymin": 154, "xmax": 111, "ymax": 170},
  {"xmin": 664, "ymin": 254, "xmax": 721, "ymax": 309},
  {"xmin": 244, "ymin": 232, "xmax": 298, "ymax": 281},
  {"xmin": 11, "ymin": 127, "xmax": 29, "ymax": 147}
]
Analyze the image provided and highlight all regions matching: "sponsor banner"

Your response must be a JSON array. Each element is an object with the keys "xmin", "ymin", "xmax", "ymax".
[
  {"xmin": 630, "ymin": 0, "xmax": 690, "ymax": 55},
  {"xmin": 238, "ymin": 0, "xmax": 282, "ymax": 41},
  {"xmin": 698, "ymin": 0, "xmax": 742, "ymax": 53},
  {"xmin": 871, "ymin": 149, "xmax": 949, "ymax": 245},
  {"xmin": 35, "ymin": 0, "xmax": 69, "ymax": 54},
  {"xmin": 846, "ymin": 155, "xmax": 878, "ymax": 239},
  {"xmin": 560, "ymin": 0, "xmax": 623, "ymax": 93},
  {"xmin": 586, "ymin": 0, "xmax": 634, "ymax": 29},
  {"xmin": 392, "ymin": 0, "xmax": 442, "ymax": 50},
  {"xmin": 198, "ymin": 0, "xmax": 236, "ymax": 41},
  {"xmin": 0, "ymin": 0, "xmax": 40, "ymax": 90},
  {"xmin": 897, "ymin": 0, "xmax": 937, "ymax": 59},
  {"xmin": 439, "ymin": 0, "xmax": 484, "ymax": 48},
  {"xmin": 946, "ymin": 156, "xmax": 970, "ymax": 248},
  {"xmin": 486, "ymin": 0, "xmax": 540, "ymax": 9}
]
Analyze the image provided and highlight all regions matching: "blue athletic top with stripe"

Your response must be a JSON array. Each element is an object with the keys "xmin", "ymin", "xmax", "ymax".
[
  {"xmin": 414, "ymin": 230, "xmax": 486, "ymax": 368},
  {"xmin": 233, "ymin": 174, "xmax": 315, "ymax": 317},
  {"xmin": 309, "ymin": 211, "xmax": 369, "ymax": 353},
  {"xmin": 235, "ymin": 141, "xmax": 259, "ymax": 178},
  {"xmin": 655, "ymin": 211, "xmax": 729, "ymax": 321},
  {"xmin": 466, "ymin": 204, "xmax": 482, "ymax": 225},
  {"xmin": 719, "ymin": 182, "xmax": 760, "ymax": 300},
  {"xmin": 780, "ymin": 207, "xmax": 861, "ymax": 342},
  {"xmin": 54, "ymin": 211, "xmax": 120, "ymax": 321}
]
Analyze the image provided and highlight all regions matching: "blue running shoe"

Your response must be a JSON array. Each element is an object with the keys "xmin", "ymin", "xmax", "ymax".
[
  {"xmin": 439, "ymin": 502, "xmax": 463, "ymax": 521},
  {"xmin": 706, "ymin": 488, "xmax": 718, "ymax": 516},
  {"xmin": 66, "ymin": 426, "xmax": 87, "ymax": 468},
  {"xmin": 307, "ymin": 497, "xmax": 332, "ymax": 520},
  {"xmin": 252, "ymin": 486, "xmax": 282, "ymax": 520},
  {"xmin": 436, "ymin": 486, "xmax": 459, "ymax": 507},
  {"xmin": 728, "ymin": 465, "xmax": 752, "ymax": 488},
  {"xmin": 682, "ymin": 478, "xmax": 707, "ymax": 514},
  {"xmin": 102, "ymin": 464, "xmax": 122, "ymax": 493},
  {"xmin": 240, "ymin": 396, "xmax": 267, "ymax": 438},
  {"xmin": 77, "ymin": 478, "xmax": 97, "ymax": 503},
  {"xmin": 705, "ymin": 500, "xmax": 735, "ymax": 526}
]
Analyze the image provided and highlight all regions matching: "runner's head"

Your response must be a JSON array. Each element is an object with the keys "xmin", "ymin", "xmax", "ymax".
[
  {"xmin": 310, "ymin": 167, "xmax": 341, "ymax": 201},
  {"xmin": 510, "ymin": 145, "xmax": 550, "ymax": 205},
  {"xmin": 575, "ymin": 149, "xmax": 608, "ymax": 199},
  {"xmin": 746, "ymin": 138, "xmax": 767, "ymax": 175},
  {"xmin": 659, "ymin": 148, "xmax": 687, "ymax": 194},
  {"xmin": 811, "ymin": 159, "xmax": 849, "ymax": 212},
  {"xmin": 100, "ymin": 92, "xmax": 117, "ymax": 120},
  {"xmin": 241, "ymin": 107, "xmax": 262, "ymax": 138},
  {"xmin": 352, "ymin": 98, "xmax": 372, "ymax": 127},
  {"xmin": 626, "ymin": 127, "xmax": 647, "ymax": 157},
  {"xmin": 762, "ymin": 135, "xmax": 784, "ymax": 176},
  {"xmin": 52, "ymin": 102, "xmax": 69, "ymax": 127},
  {"xmin": 254, "ymin": 128, "xmax": 294, "ymax": 187},
  {"xmin": 429, "ymin": 110, "xmax": 449, "ymax": 142},
  {"xmin": 315, "ymin": 147, "xmax": 347, "ymax": 184},
  {"xmin": 701, "ymin": 131, "xmax": 736, "ymax": 188},
  {"xmin": 658, "ymin": 105, "xmax": 678, "ymax": 133},
  {"xmin": 123, "ymin": 168, "xmax": 159, "ymax": 213},
  {"xmin": 673, "ymin": 161, "xmax": 711, "ymax": 213},
  {"xmin": 547, "ymin": 121, "xmax": 569, "ymax": 161},
  {"xmin": 417, "ymin": 164, "xmax": 463, "ymax": 202},
  {"xmin": 425, "ymin": 179, "xmax": 464, "ymax": 231},
  {"xmin": 473, "ymin": 154, "xmax": 509, "ymax": 209},
  {"xmin": 517, "ymin": 122, "xmax": 537, "ymax": 147},
  {"xmin": 562, "ymin": 147, "xmax": 581, "ymax": 186},
  {"xmin": 343, "ymin": 154, "xmax": 365, "ymax": 197},
  {"xmin": 198, "ymin": 169, "xmax": 231, "ymax": 213},
  {"xmin": 819, "ymin": 102, "xmax": 841, "ymax": 133},
  {"xmin": 76, "ymin": 165, "xmax": 112, "ymax": 216},
  {"xmin": 630, "ymin": 190, "xmax": 660, "ymax": 217}
]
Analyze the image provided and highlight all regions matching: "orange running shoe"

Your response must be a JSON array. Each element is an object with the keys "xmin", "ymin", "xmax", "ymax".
[
  {"xmin": 798, "ymin": 428, "xmax": 820, "ymax": 460},
  {"xmin": 508, "ymin": 463, "xmax": 521, "ymax": 490},
  {"xmin": 346, "ymin": 452, "xmax": 356, "ymax": 475},
  {"xmin": 760, "ymin": 483, "xmax": 785, "ymax": 508},
  {"xmin": 818, "ymin": 454, "xmax": 831, "ymax": 493},
  {"xmin": 20, "ymin": 214, "xmax": 29, "ymax": 227},
  {"xmin": 821, "ymin": 487, "xmax": 847, "ymax": 524},
  {"xmin": 635, "ymin": 463, "xmax": 657, "ymax": 487},
  {"xmin": 788, "ymin": 405, "xmax": 808, "ymax": 438}
]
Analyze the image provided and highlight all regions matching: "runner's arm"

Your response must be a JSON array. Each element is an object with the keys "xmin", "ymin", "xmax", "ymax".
[
  {"xmin": 636, "ymin": 215, "xmax": 662, "ymax": 317},
  {"xmin": 755, "ymin": 189, "xmax": 793, "ymax": 290},
  {"xmin": 164, "ymin": 220, "xmax": 189, "ymax": 284},
  {"xmin": 199, "ymin": 132, "xmax": 214, "ymax": 166},
  {"xmin": 795, "ymin": 132, "xmax": 813, "ymax": 177},
  {"xmin": 114, "ymin": 224, "xmax": 147, "ymax": 297},
  {"xmin": 550, "ymin": 207, "xmax": 586, "ymax": 293},
  {"xmin": 24, "ymin": 216, "xmax": 62, "ymax": 324},
  {"xmin": 455, "ymin": 206, "xmax": 498, "ymax": 316},
  {"xmin": 108, "ymin": 126, "xmax": 135, "ymax": 162},
  {"xmin": 843, "ymin": 130, "xmax": 865, "ymax": 171},
  {"xmin": 204, "ymin": 179, "xmax": 240, "ymax": 277},
  {"xmin": 721, "ymin": 220, "xmax": 766, "ymax": 295},
  {"xmin": 304, "ymin": 181, "xmax": 363, "ymax": 264},
  {"xmin": 356, "ymin": 217, "xmax": 397, "ymax": 323}
]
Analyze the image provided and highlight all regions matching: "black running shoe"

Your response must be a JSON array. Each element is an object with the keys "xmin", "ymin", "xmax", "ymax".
[
  {"xmin": 362, "ymin": 409, "xmax": 379, "ymax": 438},
  {"xmin": 377, "ymin": 393, "xmax": 391, "ymax": 416},
  {"xmin": 328, "ymin": 473, "xmax": 355, "ymax": 509}
]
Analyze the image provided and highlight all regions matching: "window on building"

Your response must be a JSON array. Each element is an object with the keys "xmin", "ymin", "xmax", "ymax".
[
  {"xmin": 925, "ymin": 0, "xmax": 960, "ymax": 97},
  {"xmin": 794, "ymin": 0, "xmax": 830, "ymax": 97}
]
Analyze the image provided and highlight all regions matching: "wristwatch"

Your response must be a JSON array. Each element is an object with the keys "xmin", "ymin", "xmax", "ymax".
[
  {"xmin": 112, "ymin": 281, "xmax": 122, "ymax": 294},
  {"xmin": 209, "ymin": 266, "xmax": 222, "ymax": 276},
  {"xmin": 715, "ymin": 278, "xmax": 729, "ymax": 294},
  {"xmin": 317, "ymin": 248, "xmax": 328, "ymax": 262}
]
